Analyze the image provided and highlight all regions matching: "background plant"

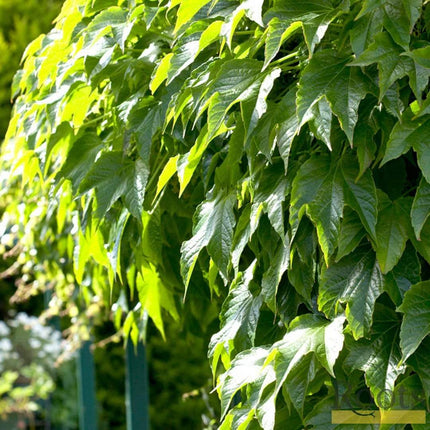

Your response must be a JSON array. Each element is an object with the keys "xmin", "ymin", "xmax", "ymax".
[
  {"xmin": 0, "ymin": 313, "xmax": 78, "ymax": 427},
  {"xmin": 2, "ymin": 0, "xmax": 430, "ymax": 429},
  {"xmin": 0, "ymin": 0, "xmax": 62, "ymax": 137}
]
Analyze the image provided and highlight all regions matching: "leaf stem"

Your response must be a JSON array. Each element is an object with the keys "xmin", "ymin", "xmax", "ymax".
[
  {"xmin": 278, "ymin": 64, "xmax": 299, "ymax": 73},
  {"xmin": 80, "ymin": 113, "xmax": 112, "ymax": 129},
  {"xmin": 270, "ymin": 51, "xmax": 300, "ymax": 66},
  {"xmin": 146, "ymin": 152, "xmax": 169, "ymax": 193},
  {"xmin": 401, "ymin": 185, "xmax": 417, "ymax": 197}
]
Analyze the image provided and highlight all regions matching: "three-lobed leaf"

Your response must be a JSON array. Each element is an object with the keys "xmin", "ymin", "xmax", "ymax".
[
  {"xmin": 180, "ymin": 188, "xmax": 236, "ymax": 288},
  {"xmin": 319, "ymin": 246, "xmax": 384, "ymax": 339},
  {"xmin": 345, "ymin": 304, "xmax": 406, "ymax": 407},
  {"xmin": 297, "ymin": 51, "xmax": 371, "ymax": 143},
  {"xmin": 398, "ymin": 281, "xmax": 430, "ymax": 362},
  {"xmin": 382, "ymin": 108, "xmax": 430, "ymax": 182}
]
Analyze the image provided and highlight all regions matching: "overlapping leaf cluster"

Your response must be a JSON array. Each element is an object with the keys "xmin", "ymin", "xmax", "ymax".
[{"xmin": 2, "ymin": 0, "xmax": 430, "ymax": 428}]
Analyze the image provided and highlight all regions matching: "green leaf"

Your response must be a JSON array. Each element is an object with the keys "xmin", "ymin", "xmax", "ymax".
[
  {"xmin": 123, "ymin": 158, "xmax": 149, "ymax": 219},
  {"xmin": 297, "ymin": 51, "xmax": 370, "ymax": 143},
  {"xmin": 411, "ymin": 218, "xmax": 430, "ymax": 265},
  {"xmin": 336, "ymin": 207, "xmax": 366, "ymax": 261},
  {"xmin": 220, "ymin": 7, "xmax": 246, "ymax": 49},
  {"xmin": 84, "ymin": 7, "xmax": 131, "ymax": 51},
  {"xmin": 375, "ymin": 200, "xmax": 409, "ymax": 273},
  {"xmin": 413, "ymin": 130, "xmax": 430, "ymax": 186},
  {"xmin": 382, "ymin": 109, "xmax": 430, "ymax": 182},
  {"xmin": 357, "ymin": 0, "xmax": 421, "ymax": 49},
  {"xmin": 341, "ymin": 152, "xmax": 378, "ymax": 242},
  {"xmin": 345, "ymin": 304, "xmax": 406, "ymax": 407},
  {"xmin": 407, "ymin": 337, "xmax": 430, "ymax": 401},
  {"xmin": 384, "ymin": 0, "xmax": 422, "ymax": 48},
  {"xmin": 354, "ymin": 111, "xmax": 377, "ymax": 178},
  {"xmin": 351, "ymin": 32, "xmax": 413, "ymax": 100},
  {"xmin": 59, "ymin": 84, "xmax": 96, "ymax": 129},
  {"xmin": 269, "ymin": 0, "xmax": 342, "ymax": 54},
  {"xmin": 264, "ymin": 18, "xmax": 301, "ymax": 69},
  {"xmin": 155, "ymin": 155, "xmax": 179, "ymax": 199},
  {"xmin": 203, "ymin": 59, "xmax": 279, "ymax": 140},
  {"xmin": 350, "ymin": 8, "xmax": 383, "ymax": 55},
  {"xmin": 251, "ymin": 88, "xmax": 298, "ymax": 170},
  {"xmin": 129, "ymin": 102, "xmax": 164, "ymax": 167},
  {"xmin": 219, "ymin": 346, "xmax": 271, "ymax": 417},
  {"xmin": 382, "ymin": 84, "xmax": 404, "ymax": 120},
  {"xmin": 402, "ymin": 46, "xmax": 430, "ymax": 100},
  {"xmin": 290, "ymin": 154, "xmax": 331, "ymax": 239},
  {"xmin": 275, "ymin": 314, "xmax": 346, "ymax": 382},
  {"xmin": 180, "ymin": 189, "xmax": 236, "ymax": 288},
  {"xmin": 231, "ymin": 205, "xmax": 254, "ymax": 272},
  {"xmin": 73, "ymin": 229, "xmax": 91, "ymax": 285},
  {"xmin": 398, "ymin": 280, "xmax": 430, "ymax": 362},
  {"xmin": 219, "ymin": 314, "xmax": 345, "ymax": 426},
  {"xmin": 136, "ymin": 262, "xmax": 178, "ymax": 339},
  {"xmin": 150, "ymin": 53, "xmax": 174, "ymax": 93},
  {"xmin": 199, "ymin": 20, "xmax": 223, "ymax": 52},
  {"xmin": 261, "ymin": 235, "xmax": 289, "ymax": 312},
  {"xmin": 282, "ymin": 354, "xmax": 318, "ymax": 417},
  {"xmin": 167, "ymin": 29, "xmax": 202, "ymax": 84},
  {"xmin": 399, "ymin": 197, "xmax": 430, "ymax": 265},
  {"xmin": 319, "ymin": 246, "xmax": 384, "ymax": 339},
  {"xmin": 381, "ymin": 108, "xmax": 416, "ymax": 164},
  {"xmin": 141, "ymin": 209, "xmax": 163, "ymax": 264},
  {"xmin": 107, "ymin": 208, "xmax": 130, "ymax": 281},
  {"xmin": 287, "ymin": 254, "xmax": 316, "ymax": 303},
  {"xmin": 411, "ymin": 177, "xmax": 430, "ymax": 240},
  {"xmin": 288, "ymin": 218, "xmax": 316, "ymax": 303},
  {"xmin": 209, "ymin": 261, "xmax": 263, "ymax": 372},
  {"xmin": 177, "ymin": 122, "xmax": 228, "ymax": 195},
  {"xmin": 384, "ymin": 243, "xmax": 421, "ymax": 306},
  {"xmin": 79, "ymin": 152, "xmax": 147, "ymax": 219},
  {"xmin": 79, "ymin": 151, "xmax": 126, "ymax": 218},
  {"xmin": 241, "ymin": 0, "xmax": 265, "ymax": 27},
  {"xmin": 251, "ymin": 161, "xmax": 288, "ymax": 239},
  {"xmin": 206, "ymin": 192, "xmax": 236, "ymax": 279},
  {"xmin": 308, "ymin": 97, "xmax": 333, "ymax": 150},
  {"xmin": 403, "ymin": 45, "xmax": 430, "ymax": 69},
  {"xmin": 58, "ymin": 133, "xmax": 103, "ymax": 193},
  {"xmin": 256, "ymin": 383, "xmax": 277, "ymax": 430},
  {"xmin": 215, "ymin": 116, "xmax": 245, "ymax": 188},
  {"xmin": 306, "ymin": 162, "xmax": 344, "ymax": 263},
  {"xmin": 173, "ymin": 0, "xmax": 212, "ymax": 33},
  {"xmin": 241, "ymin": 67, "xmax": 281, "ymax": 139}
]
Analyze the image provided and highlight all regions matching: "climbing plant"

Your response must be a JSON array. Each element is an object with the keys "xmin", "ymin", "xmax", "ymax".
[{"xmin": 2, "ymin": 0, "xmax": 430, "ymax": 428}]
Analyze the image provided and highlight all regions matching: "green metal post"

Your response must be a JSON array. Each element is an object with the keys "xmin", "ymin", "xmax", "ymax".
[
  {"xmin": 76, "ymin": 341, "xmax": 98, "ymax": 430},
  {"xmin": 125, "ymin": 340, "xmax": 150, "ymax": 430}
]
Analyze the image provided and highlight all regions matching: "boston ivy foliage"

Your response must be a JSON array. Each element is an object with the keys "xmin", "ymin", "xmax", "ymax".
[{"xmin": 2, "ymin": 0, "xmax": 430, "ymax": 428}]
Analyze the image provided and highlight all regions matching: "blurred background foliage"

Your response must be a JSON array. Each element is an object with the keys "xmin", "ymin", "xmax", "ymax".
[
  {"xmin": 0, "ymin": 0, "xmax": 219, "ymax": 428},
  {"xmin": 0, "ymin": 0, "xmax": 67, "ymax": 425},
  {"xmin": 0, "ymin": 0, "xmax": 62, "ymax": 138}
]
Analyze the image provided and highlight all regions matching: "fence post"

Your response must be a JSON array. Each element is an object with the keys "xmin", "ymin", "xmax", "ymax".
[
  {"xmin": 76, "ymin": 341, "xmax": 98, "ymax": 430},
  {"xmin": 125, "ymin": 340, "xmax": 150, "ymax": 430}
]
